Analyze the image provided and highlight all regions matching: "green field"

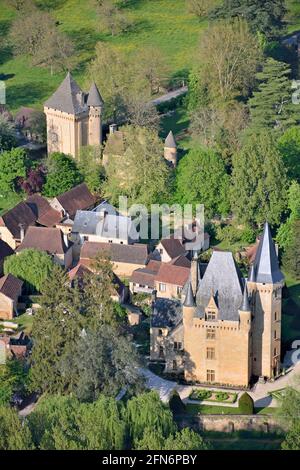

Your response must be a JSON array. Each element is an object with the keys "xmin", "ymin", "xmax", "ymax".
[{"xmin": 0, "ymin": 0, "xmax": 205, "ymax": 113}]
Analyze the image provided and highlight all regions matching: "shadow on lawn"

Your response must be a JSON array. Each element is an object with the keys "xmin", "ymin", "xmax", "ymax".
[{"xmin": 6, "ymin": 81, "xmax": 54, "ymax": 109}]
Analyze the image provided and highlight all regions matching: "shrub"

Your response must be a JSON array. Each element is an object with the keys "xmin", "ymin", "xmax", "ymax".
[
  {"xmin": 240, "ymin": 227, "xmax": 257, "ymax": 244},
  {"xmin": 238, "ymin": 392, "xmax": 254, "ymax": 415},
  {"xmin": 190, "ymin": 389, "xmax": 212, "ymax": 401},
  {"xmin": 169, "ymin": 390, "xmax": 185, "ymax": 415},
  {"xmin": 215, "ymin": 392, "xmax": 229, "ymax": 402}
]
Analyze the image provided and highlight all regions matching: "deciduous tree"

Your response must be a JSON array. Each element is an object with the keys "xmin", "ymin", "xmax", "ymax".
[
  {"xmin": 0, "ymin": 115, "xmax": 17, "ymax": 153},
  {"xmin": 0, "ymin": 147, "xmax": 28, "ymax": 194},
  {"xmin": 43, "ymin": 152, "xmax": 83, "ymax": 197}
]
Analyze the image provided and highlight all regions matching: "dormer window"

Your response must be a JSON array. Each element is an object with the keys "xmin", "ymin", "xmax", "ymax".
[{"xmin": 206, "ymin": 311, "xmax": 217, "ymax": 321}]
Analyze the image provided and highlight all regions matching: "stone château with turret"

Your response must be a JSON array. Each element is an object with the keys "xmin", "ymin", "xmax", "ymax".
[
  {"xmin": 150, "ymin": 223, "xmax": 284, "ymax": 387},
  {"xmin": 44, "ymin": 72, "xmax": 103, "ymax": 159}
]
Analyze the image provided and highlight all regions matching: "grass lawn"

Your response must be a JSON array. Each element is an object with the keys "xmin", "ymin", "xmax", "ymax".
[
  {"xmin": 0, "ymin": 0, "xmax": 206, "ymax": 113},
  {"xmin": 186, "ymin": 403, "xmax": 279, "ymax": 416}
]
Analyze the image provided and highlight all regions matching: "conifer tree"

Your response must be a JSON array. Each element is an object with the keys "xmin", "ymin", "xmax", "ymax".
[{"xmin": 282, "ymin": 220, "xmax": 300, "ymax": 279}]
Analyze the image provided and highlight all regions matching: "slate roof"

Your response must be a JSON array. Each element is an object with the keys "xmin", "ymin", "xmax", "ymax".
[
  {"xmin": 80, "ymin": 242, "xmax": 149, "ymax": 266},
  {"xmin": 87, "ymin": 82, "xmax": 104, "ymax": 107},
  {"xmin": 252, "ymin": 223, "xmax": 284, "ymax": 284},
  {"xmin": 155, "ymin": 263, "xmax": 190, "ymax": 287},
  {"xmin": 55, "ymin": 183, "xmax": 96, "ymax": 218},
  {"xmin": 0, "ymin": 202, "xmax": 36, "ymax": 239},
  {"xmin": 16, "ymin": 226, "xmax": 70, "ymax": 255},
  {"xmin": 184, "ymin": 282, "xmax": 195, "ymax": 307},
  {"xmin": 151, "ymin": 298, "xmax": 182, "ymax": 328},
  {"xmin": 195, "ymin": 251, "xmax": 244, "ymax": 322},
  {"xmin": 44, "ymin": 72, "xmax": 88, "ymax": 115},
  {"xmin": 0, "ymin": 239, "xmax": 14, "ymax": 261},
  {"xmin": 160, "ymin": 237, "xmax": 186, "ymax": 259},
  {"xmin": 0, "ymin": 274, "xmax": 23, "ymax": 300},
  {"xmin": 164, "ymin": 130, "xmax": 176, "ymax": 148},
  {"xmin": 73, "ymin": 211, "xmax": 139, "ymax": 241}
]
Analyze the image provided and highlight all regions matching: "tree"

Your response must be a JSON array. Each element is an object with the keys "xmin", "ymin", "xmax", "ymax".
[
  {"xmin": 27, "ymin": 110, "xmax": 47, "ymax": 143},
  {"xmin": 104, "ymin": 126, "xmax": 171, "ymax": 207},
  {"xmin": 43, "ymin": 152, "xmax": 83, "ymax": 197},
  {"xmin": 0, "ymin": 359, "xmax": 29, "ymax": 406},
  {"xmin": 135, "ymin": 46, "xmax": 168, "ymax": 95},
  {"xmin": 126, "ymin": 99, "xmax": 160, "ymax": 131},
  {"xmin": 0, "ymin": 406, "xmax": 33, "ymax": 450},
  {"xmin": 276, "ymin": 181, "xmax": 300, "ymax": 250},
  {"xmin": 59, "ymin": 325, "xmax": 142, "ymax": 402},
  {"xmin": 248, "ymin": 58, "xmax": 299, "ymax": 132},
  {"xmin": 126, "ymin": 391, "xmax": 176, "ymax": 448},
  {"xmin": 194, "ymin": 18, "xmax": 261, "ymax": 103},
  {"xmin": 238, "ymin": 392, "xmax": 254, "ymax": 414},
  {"xmin": 175, "ymin": 146, "xmax": 230, "ymax": 218},
  {"xmin": 186, "ymin": 0, "xmax": 217, "ymax": 18},
  {"xmin": 4, "ymin": 249, "xmax": 54, "ymax": 294},
  {"xmin": 278, "ymin": 127, "xmax": 300, "ymax": 182},
  {"xmin": 96, "ymin": 0, "xmax": 133, "ymax": 37},
  {"xmin": 164, "ymin": 428, "xmax": 209, "ymax": 450},
  {"xmin": 211, "ymin": 0, "xmax": 287, "ymax": 39},
  {"xmin": 231, "ymin": 132, "xmax": 288, "ymax": 227},
  {"xmin": 34, "ymin": 27, "xmax": 75, "ymax": 74},
  {"xmin": 0, "ymin": 114, "xmax": 17, "ymax": 152},
  {"xmin": 21, "ymin": 165, "xmax": 46, "ymax": 195},
  {"xmin": 278, "ymin": 384, "xmax": 300, "ymax": 449},
  {"xmin": 0, "ymin": 147, "xmax": 28, "ymax": 194},
  {"xmin": 78, "ymin": 146, "xmax": 104, "ymax": 194},
  {"xmin": 282, "ymin": 421, "xmax": 300, "ymax": 450},
  {"xmin": 282, "ymin": 220, "xmax": 300, "ymax": 279}
]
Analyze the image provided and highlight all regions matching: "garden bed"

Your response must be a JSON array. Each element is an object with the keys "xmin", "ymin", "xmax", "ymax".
[{"xmin": 189, "ymin": 389, "xmax": 238, "ymax": 404}]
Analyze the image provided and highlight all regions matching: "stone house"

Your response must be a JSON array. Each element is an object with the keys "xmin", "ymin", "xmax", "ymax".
[
  {"xmin": 0, "ymin": 274, "xmax": 23, "ymax": 320},
  {"xmin": 0, "ymin": 239, "xmax": 14, "ymax": 276},
  {"xmin": 25, "ymin": 194, "xmax": 62, "ymax": 227},
  {"xmin": 150, "ymin": 223, "xmax": 284, "ymax": 387},
  {"xmin": 154, "ymin": 263, "xmax": 190, "ymax": 300},
  {"xmin": 130, "ymin": 260, "xmax": 161, "ymax": 295},
  {"xmin": 50, "ymin": 183, "xmax": 96, "ymax": 221},
  {"xmin": 0, "ymin": 332, "xmax": 31, "ymax": 364},
  {"xmin": 155, "ymin": 237, "xmax": 187, "ymax": 263},
  {"xmin": 44, "ymin": 73, "xmax": 103, "ymax": 158},
  {"xmin": 16, "ymin": 226, "xmax": 73, "ymax": 268},
  {"xmin": 80, "ymin": 241, "xmax": 149, "ymax": 278},
  {"xmin": 0, "ymin": 202, "xmax": 37, "ymax": 250}
]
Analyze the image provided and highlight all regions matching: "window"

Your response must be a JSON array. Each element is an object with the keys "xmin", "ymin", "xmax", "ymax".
[
  {"xmin": 172, "ymin": 360, "xmax": 177, "ymax": 371},
  {"xmin": 207, "ymin": 311, "xmax": 216, "ymax": 321},
  {"xmin": 83, "ymin": 236, "xmax": 88, "ymax": 242},
  {"xmin": 159, "ymin": 249, "xmax": 163, "ymax": 255},
  {"xmin": 274, "ymin": 348, "xmax": 277, "ymax": 357},
  {"xmin": 206, "ymin": 348, "xmax": 215, "ymax": 360},
  {"xmin": 274, "ymin": 312, "xmax": 278, "ymax": 321},
  {"xmin": 274, "ymin": 330, "xmax": 277, "ymax": 339},
  {"xmin": 174, "ymin": 342, "xmax": 182, "ymax": 351},
  {"xmin": 207, "ymin": 370, "xmax": 215, "ymax": 382},
  {"xmin": 159, "ymin": 283, "xmax": 166, "ymax": 292},
  {"xmin": 108, "ymin": 240, "xmax": 113, "ymax": 243},
  {"xmin": 176, "ymin": 286, "xmax": 182, "ymax": 296},
  {"xmin": 206, "ymin": 328, "xmax": 216, "ymax": 340},
  {"xmin": 159, "ymin": 346, "xmax": 164, "ymax": 358},
  {"xmin": 158, "ymin": 329, "xmax": 163, "ymax": 337}
]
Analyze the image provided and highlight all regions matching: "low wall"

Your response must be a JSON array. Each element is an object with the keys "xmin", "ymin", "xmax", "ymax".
[{"xmin": 178, "ymin": 415, "xmax": 286, "ymax": 434}]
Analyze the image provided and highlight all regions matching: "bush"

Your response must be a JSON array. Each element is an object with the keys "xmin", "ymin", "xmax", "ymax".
[
  {"xmin": 215, "ymin": 392, "xmax": 229, "ymax": 402},
  {"xmin": 238, "ymin": 392, "xmax": 254, "ymax": 415},
  {"xmin": 190, "ymin": 389, "xmax": 212, "ymax": 401},
  {"xmin": 240, "ymin": 227, "xmax": 257, "ymax": 244},
  {"xmin": 169, "ymin": 390, "xmax": 185, "ymax": 414}
]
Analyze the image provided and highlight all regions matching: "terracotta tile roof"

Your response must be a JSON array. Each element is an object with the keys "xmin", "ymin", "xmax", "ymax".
[
  {"xmin": 0, "ymin": 202, "xmax": 36, "ymax": 239},
  {"xmin": 160, "ymin": 237, "xmax": 186, "ymax": 259},
  {"xmin": 80, "ymin": 242, "xmax": 149, "ymax": 265},
  {"xmin": 130, "ymin": 260, "xmax": 161, "ymax": 288},
  {"xmin": 169, "ymin": 255, "xmax": 191, "ymax": 268},
  {"xmin": 0, "ymin": 274, "xmax": 23, "ymax": 300},
  {"xmin": 68, "ymin": 263, "xmax": 92, "ymax": 281},
  {"xmin": 155, "ymin": 264, "xmax": 190, "ymax": 287},
  {"xmin": 16, "ymin": 226, "xmax": 70, "ymax": 255},
  {"xmin": 56, "ymin": 183, "xmax": 96, "ymax": 217},
  {"xmin": 25, "ymin": 194, "xmax": 62, "ymax": 227},
  {"xmin": 0, "ymin": 239, "xmax": 14, "ymax": 260}
]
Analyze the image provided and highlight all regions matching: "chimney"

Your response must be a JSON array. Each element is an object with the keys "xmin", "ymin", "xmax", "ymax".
[
  {"xmin": 19, "ymin": 224, "xmax": 25, "ymax": 242},
  {"xmin": 109, "ymin": 123, "xmax": 118, "ymax": 135}
]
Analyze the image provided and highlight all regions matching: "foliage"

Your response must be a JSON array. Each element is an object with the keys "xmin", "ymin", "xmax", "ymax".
[
  {"xmin": 0, "ymin": 406, "xmax": 34, "ymax": 450},
  {"xmin": 78, "ymin": 146, "xmax": 104, "ymax": 194},
  {"xmin": 175, "ymin": 146, "xmax": 230, "ymax": 218},
  {"xmin": 276, "ymin": 181, "xmax": 300, "ymax": 250},
  {"xmin": 0, "ymin": 115, "xmax": 17, "ymax": 152},
  {"xmin": 4, "ymin": 249, "xmax": 55, "ymax": 294},
  {"xmin": 96, "ymin": 0, "xmax": 133, "ymax": 37},
  {"xmin": 248, "ymin": 58, "xmax": 298, "ymax": 133},
  {"xmin": 43, "ymin": 152, "xmax": 83, "ymax": 197},
  {"xmin": 211, "ymin": 0, "xmax": 287, "ymax": 39},
  {"xmin": 215, "ymin": 392, "xmax": 229, "ymax": 402},
  {"xmin": 104, "ymin": 125, "xmax": 171, "ymax": 207},
  {"xmin": 26, "ymin": 110, "xmax": 47, "ymax": 142},
  {"xmin": 278, "ymin": 126, "xmax": 300, "ymax": 182},
  {"xmin": 190, "ymin": 389, "xmax": 212, "ymax": 400},
  {"xmin": 282, "ymin": 219, "xmax": 300, "ymax": 279},
  {"xmin": 0, "ymin": 359, "xmax": 28, "ymax": 406},
  {"xmin": 238, "ymin": 392, "xmax": 254, "ymax": 415},
  {"xmin": 169, "ymin": 390, "xmax": 186, "ymax": 414},
  {"xmin": 186, "ymin": 0, "xmax": 217, "ymax": 18},
  {"xmin": 0, "ymin": 147, "xmax": 28, "ymax": 194},
  {"xmin": 278, "ymin": 384, "xmax": 300, "ymax": 450},
  {"xmin": 231, "ymin": 132, "xmax": 288, "ymax": 227},
  {"xmin": 163, "ymin": 427, "xmax": 209, "ymax": 450},
  {"xmin": 282, "ymin": 421, "xmax": 300, "ymax": 450}
]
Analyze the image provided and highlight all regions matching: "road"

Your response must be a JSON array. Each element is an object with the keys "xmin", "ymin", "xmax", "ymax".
[{"xmin": 150, "ymin": 86, "xmax": 188, "ymax": 106}]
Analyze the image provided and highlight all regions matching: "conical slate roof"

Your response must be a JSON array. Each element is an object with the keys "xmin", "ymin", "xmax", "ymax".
[
  {"xmin": 240, "ymin": 283, "xmax": 250, "ymax": 312},
  {"xmin": 87, "ymin": 82, "xmax": 104, "ymax": 107},
  {"xmin": 44, "ymin": 72, "xmax": 87, "ymax": 115},
  {"xmin": 254, "ymin": 222, "xmax": 284, "ymax": 284},
  {"xmin": 164, "ymin": 130, "xmax": 176, "ymax": 148},
  {"xmin": 183, "ymin": 282, "xmax": 195, "ymax": 307},
  {"xmin": 248, "ymin": 264, "xmax": 256, "ymax": 282}
]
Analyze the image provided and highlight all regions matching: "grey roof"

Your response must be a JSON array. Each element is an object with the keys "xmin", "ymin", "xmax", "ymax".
[
  {"xmin": 164, "ymin": 130, "xmax": 176, "ymax": 148},
  {"xmin": 240, "ymin": 284, "xmax": 250, "ymax": 312},
  {"xmin": 249, "ymin": 263, "xmax": 256, "ymax": 282},
  {"xmin": 87, "ymin": 82, "xmax": 104, "ymax": 107},
  {"xmin": 184, "ymin": 282, "xmax": 195, "ymax": 307},
  {"xmin": 44, "ymin": 72, "xmax": 87, "ymax": 115},
  {"xmin": 73, "ymin": 211, "xmax": 101, "ymax": 235},
  {"xmin": 151, "ymin": 298, "xmax": 182, "ymax": 328},
  {"xmin": 195, "ymin": 251, "xmax": 244, "ymax": 321},
  {"xmin": 253, "ymin": 223, "xmax": 284, "ymax": 284}
]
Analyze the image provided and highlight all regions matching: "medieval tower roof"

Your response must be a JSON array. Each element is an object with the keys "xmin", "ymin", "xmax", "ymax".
[
  {"xmin": 253, "ymin": 222, "xmax": 284, "ymax": 284},
  {"xmin": 87, "ymin": 82, "xmax": 104, "ymax": 107},
  {"xmin": 184, "ymin": 282, "xmax": 195, "ymax": 307},
  {"xmin": 44, "ymin": 72, "xmax": 87, "ymax": 115},
  {"xmin": 165, "ymin": 130, "xmax": 176, "ymax": 148},
  {"xmin": 240, "ymin": 284, "xmax": 250, "ymax": 312}
]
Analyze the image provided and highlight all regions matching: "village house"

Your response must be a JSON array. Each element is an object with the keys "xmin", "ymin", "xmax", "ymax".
[
  {"xmin": 50, "ymin": 183, "xmax": 96, "ymax": 222},
  {"xmin": 154, "ymin": 262, "xmax": 190, "ymax": 300},
  {"xmin": 0, "ymin": 274, "xmax": 23, "ymax": 320},
  {"xmin": 129, "ymin": 260, "xmax": 161, "ymax": 295},
  {"xmin": 80, "ymin": 241, "xmax": 149, "ymax": 278},
  {"xmin": 0, "ymin": 239, "xmax": 14, "ymax": 276},
  {"xmin": 25, "ymin": 194, "xmax": 62, "ymax": 228},
  {"xmin": 0, "ymin": 332, "xmax": 31, "ymax": 364},
  {"xmin": 0, "ymin": 202, "xmax": 37, "ymax": 250},
  {"xmin": 44, "ymin": 73, "xmax": 104, "ymax": 158},
  {"xmin": 16, "ymin": 226, "xmax": 73, "ymax": 268},
  {"xmin": 150, "ymin": 223, "xmax": 284, "ymax": 387},
  {"xmin": 155, "ymin": 236, "xmax": 187, "ymax": 263}
]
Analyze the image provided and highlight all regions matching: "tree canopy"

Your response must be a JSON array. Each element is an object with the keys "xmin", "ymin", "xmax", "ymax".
[
  {"xmin": 0, "ymin": 147, "xmax": 28, "ymax": 194},
  {"xmin": 43, "ymin": 152, "xmax": 83, "ymax": 197},
  {"xmin": 0, "ymin": 115, "xmax": 17, "ymax": 153},
  {"xmin": 0, "ymin": 406, "xmax": 33, "ymax": 450}
]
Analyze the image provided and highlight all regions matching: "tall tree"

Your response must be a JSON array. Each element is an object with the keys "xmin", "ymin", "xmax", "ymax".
[
  {"xmin": 43, "ymin": 152, "xmax": 83, "ymax": 197},
  {"xmin": 186, "ymin": 0, "xmax": 217, "ymax": 18},
  {"xmin": 0, "ymin": 406, "xmax": 33, "ymax": 450},
  {"xmin": 0, "ymin": 147, "xmax": 28, "ymax": 194},
  {"xmin": 282, "ymin": 219, "xmax": 300, "ymax": 279},
  {"xmin": 78, "ymin": 145, "xmax": 104, "ymax": 194},
  {"xmin": 276, "ymin": 181, "xmax": 300, "ymax": 250},
  {"xmin": 248, "ymin": 58, "xmax": 298, "ymax": 132},
  {"xmin": 0, "ymin": 115, "xmax": 17, "ymax": 153},
  {"xmin": 278, "ymin": 126, "xmax": 300, "ymax": 182},
  {"xmin": 175, "ymin": 146, "xmax": 230, "ymax": 218},
  {"xmin": 96, "ymin": 0, "xmax": 132, "ymax": 37},
  {"xmin": 231, "ymin": 132, "xmax": 288, "ymax": 226},
  {"xmin": 211, "ymin": 0, "xmax": 287, "ymax": 39}
]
